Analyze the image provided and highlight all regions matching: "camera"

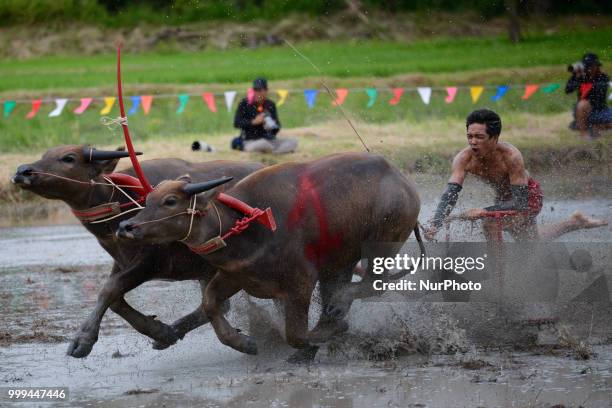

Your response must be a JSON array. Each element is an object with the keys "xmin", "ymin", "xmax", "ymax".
[
  {"xmin": 567, "ymin": 61, "xmax": 584, "ymax": 74},
  {"xmin": 191, "ymin": 140, "xmax": 214, "ymax": 152},
  {"xmin": 263, "ymin": 113, "xmax": 278, "ymax": 131}
]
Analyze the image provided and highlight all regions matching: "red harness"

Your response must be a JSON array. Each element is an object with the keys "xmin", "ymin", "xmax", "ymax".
[
  {"xmin": 187, "ymin": 193, "xmax": 276, "ymax": 255},
  {"xmin": 71, "ymin": 173, "xmax": 146, "ymax": 222}
]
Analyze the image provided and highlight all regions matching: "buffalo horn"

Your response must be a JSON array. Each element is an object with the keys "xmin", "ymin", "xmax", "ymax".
[
  {"xmin": 182, "ymin": 177, "xmax": 234, "ymax": 196},
  {"xmin": 83, "ymin": 147, "xmax": 142, "ymax": 162}
]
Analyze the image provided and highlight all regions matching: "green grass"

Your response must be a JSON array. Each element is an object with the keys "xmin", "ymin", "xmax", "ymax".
[{"xmin": 0, "ymin": 28, "xmax": 610, "ymax": 151}]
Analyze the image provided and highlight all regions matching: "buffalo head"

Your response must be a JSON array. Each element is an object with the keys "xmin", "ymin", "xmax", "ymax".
[
  {"xmin": 117, "ymin": 175, "xmax": 233, "ymax": 244},
  {"xmin": 12, "ymin": 144, "xmax": 139, "ymax": 201}
]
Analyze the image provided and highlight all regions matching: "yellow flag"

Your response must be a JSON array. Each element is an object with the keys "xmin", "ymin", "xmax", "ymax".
[
  {"xmin": 100, "ymin": 97, "xmax": 116, "ymax": 115},
  {"xmin": 470, "ymin": 87, "xmax": 484, "ymax": 103},
  {"xmin": 276, "ymin": 89, "xmax": 289, "ymax": 106}
]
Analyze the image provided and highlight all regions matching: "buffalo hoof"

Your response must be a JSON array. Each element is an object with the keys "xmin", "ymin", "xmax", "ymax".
[
  {"xmin": 151, "ymin": 323, "xmax": 181, "ymax": 350},
  {"xmin": 309, "ymin": 319, "xmax": 349, "ymax": 344},
  {"xmin": 66, "ymin": 332, "xmax": 97, "ymax": 358},
  {"xmin": 326, "ymin": 301, "xmax": 351, "ymax": 321},
  {"xmin": 287, "ymin": 345, "xmax": 319, "ymax": 364}
]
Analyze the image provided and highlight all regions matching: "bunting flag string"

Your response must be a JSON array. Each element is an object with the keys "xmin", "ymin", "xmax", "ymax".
[
  {"xmin": 304, "ymin": 89, "xmax": 318, "ymax": 108},
  {"xmin": 491, "ymin": 85, "xmax": 509, "ymax": 102},
  {"xmin": 3, "ymin": 82, "xmax": 596, "ymax": 120},
  {"xmin": 417, "ymin": 87, "xmax": 432, "ymax": 105},
  {"xmin": 445, "ymin": 87, "xmax": 458, "ymax": 104},
  {"xmin": 100, "ymin": 97, "xmax": 115, "ymax": 115},
  {"xmin": 202, "ymin": 92, "xmax": 217, "ymax": 113},
  {"xmin": 389, "ymin": 88, "xmax": 403, "ymax": 105},
  {"xmin": 521, "ymin": 84, "xmax": 539, "ymax": 100},
  {"xmin": 366, "ymin": 88, "xmax": 377, "ymax": 108},
  {"xmin": 224, "ymin": 91, "xmax": 237, "ymax": 112},
  {"xmin": 74, "ymin": 98, "xmax": 92, "ymax": 114},
  {"xmin": 141, "ymin": 95, "xmax": 153, "ymax": 114},
  {"xmin": 128, "ymin": 96, "xmax": 141, "ymax": 115},
  {"xmin": 26, "ymin": 99, "xmax": 42, "ymax": 119},
  {"xmin": 333, "ymin": 88, "xmax": 348, "ymax": 106},
  {"xmin": 48, "ymin": 98, "xmax": 68, "ymax": 117},
  {"xmin": 276, "ymin": 89, "xmax": 288, "ymax": 106}
]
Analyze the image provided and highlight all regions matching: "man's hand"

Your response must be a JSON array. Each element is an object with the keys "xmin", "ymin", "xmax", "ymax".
[
  {"xmin": 458, "ymin": 208, "xmax": 487, "ymax": 220},
  {"xmin": 251, "ymin": 113, "xmax": 265, "ymax": 125},
  {"xmin": 423, "ymin": 225, "xmax": 438, "ymax": 241}
]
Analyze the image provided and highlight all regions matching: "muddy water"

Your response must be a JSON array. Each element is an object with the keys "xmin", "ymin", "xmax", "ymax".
[{"xmin": 0, "ymin": 195, "xmax": 610, "ymax": 407}]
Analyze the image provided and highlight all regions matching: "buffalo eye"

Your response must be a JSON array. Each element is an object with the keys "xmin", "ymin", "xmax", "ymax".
[
  {"xmin": 163, "ymin": 196, "xmax": 178, "ymax": 207},
  {"xmin": 61, "ymin": 155, "xmax": 76, "ymax": 163}
]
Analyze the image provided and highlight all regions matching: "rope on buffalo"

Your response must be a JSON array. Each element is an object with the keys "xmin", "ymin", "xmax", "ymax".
[{"xmin": 89, "ymin": 176, "xmax": 145, "ymax": 224}]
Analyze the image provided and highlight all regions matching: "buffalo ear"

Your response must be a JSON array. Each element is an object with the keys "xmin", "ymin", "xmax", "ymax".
[{"xmin": 176, "ymin": 174, "xmax": 192, "ymax": 183}]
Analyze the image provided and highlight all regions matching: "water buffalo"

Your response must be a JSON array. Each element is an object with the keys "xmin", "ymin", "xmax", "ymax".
[
  {"xmin": 12, "ymin": 144, "xmax": 263, "ymax": 357},
  {"xmin": 118, "ymin": 152, "xmax": 422, "ymax": 361}
]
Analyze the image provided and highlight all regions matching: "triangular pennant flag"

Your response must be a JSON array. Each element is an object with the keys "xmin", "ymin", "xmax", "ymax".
[
  {"xmin": 26, "ymin": 99, "xmax": 42, "ymax": 119},
  {"xmin": 141, "ymin": 95, "xmax": 153, "ymax": 114},
  {"xmin": 542, "ymin": 83, "xmax": 560, "ymax": 93},
  {"xmin": 177, "ymin": 94, "xmax": 189, "ymax": 114},
  {"xmin": 3, "ymin": 100, "xmax": 16, "ymax": 118},
  {"xmin": 521, "ymin": 84, "xmax": 539, "ymax": 100},
  {"xmin": 276, "ymin": 89, "xmax": 288, "ymax": 106},
  {"xmin": 445, "ymin": 87, "xmax": 458, "ymax": 104},
  {"xmin": 74, "ymin": 98, "xmax": 92, "ymax": 114},
  {"xmin": 389, "ymin": 88, "xmax": 404, "ymax": 105},
  {"xmin": 491, "ymin": 85, "xmax": 509, "ymax": 102},
  {"xmin": 470, "ymin": 86, "xmax": 484, "ymax": 103},
  {"xmin": 333, "ymin": 88, "xmax": 349, "ymax": 106},
  {"xmin": 100, "ymin": 97, "xmax": 115, "ymax": 115},
  {"xmin": 366, "ymin": 88, "xmax": 377, "ymax": 108},
  {"xmin": 417, "ymin": 87, "xmax": 432, "ymax": 105},
  {"xmin": 224, "ymin": 91, "xmax": 236, "ymax": 112},
  {"xmin": 49, "ymin": 98, "xmax": 68, "ymax": 117},
  {"xmin": 304, "ymin": 89, "xmax": 318, "ymax": 108},
  {"xmin": 247, "ymin": 88, "xmax": 254, "ymax": 104},
  {"xmin": 128, "ymin": 96, "xmax": 141, "ymax": 115},
  {"xmin": 202, "ymin": 92, "xmax": 217, "ymax": 113}
]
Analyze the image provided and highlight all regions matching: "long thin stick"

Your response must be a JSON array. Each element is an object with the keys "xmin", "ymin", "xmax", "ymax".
[{"xmin": 284, "ymin": 39, "xmax": 370, "ymax": 152}]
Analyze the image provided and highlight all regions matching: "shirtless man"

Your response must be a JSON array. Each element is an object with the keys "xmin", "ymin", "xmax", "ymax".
[{"xmin": 424, "ymin": 109, "xmax": 607, "ymax": 242}]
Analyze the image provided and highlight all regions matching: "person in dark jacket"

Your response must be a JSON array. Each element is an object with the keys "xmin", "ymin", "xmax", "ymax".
[
  {"xmin": 232, "ymin": 78, "xmax": 298, "ymax": 154},
  {"xmin": 565, "ymin": 53, "xmax": 612, "ymax": 139}
]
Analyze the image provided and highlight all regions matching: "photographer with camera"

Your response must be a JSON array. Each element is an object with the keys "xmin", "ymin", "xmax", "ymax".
[
  {"xmin": 232, "ymin": 78, "xmax": 298, "ymax": 154},
  {"xmin": 565, "ymin": 53, "xmax": 611, "ymax": 139}
]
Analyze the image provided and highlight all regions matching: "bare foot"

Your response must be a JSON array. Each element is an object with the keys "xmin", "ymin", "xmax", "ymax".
[{"xmin": 570, "ymin": 212, "xmax": 608, "ymax": 229}]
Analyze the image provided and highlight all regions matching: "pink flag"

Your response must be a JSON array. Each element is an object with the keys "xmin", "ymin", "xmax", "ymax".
[
  {"xmin": 26, "ymin": 99, "xmax": 42, "ymax": 119},
  {"xmin": 73, "ymin": 98, "xmax": 93, "ymax": 114},
  {"xmin": 333, "ymin": 89, "xmax": 349, "ymax": 106},
  {"xmin": 202, "ymin": 93, "xmax": 217, "ymax": 113},
  {"xmin": 521, "ymin": 84, "xmax": 539, "ymax": 100},
  {"xmin": 389, "ymin": 88, "xmax": 404, "ymax": 105},
  {"xmin": 247, "ymin": 88, "xmax": 254, "ymax": 104},
  {"xmin": 141, "ymin": 95, "xmax": 153, "ymax": 114},
  {"xmin": 445, "ymin": 87, "xmax": 458, "ymax": 103}
]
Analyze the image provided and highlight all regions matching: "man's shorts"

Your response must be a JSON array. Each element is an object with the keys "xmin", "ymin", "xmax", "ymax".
[{"xmin": 589, "ymin": 107, "xmax": 612, "ymax": 125}]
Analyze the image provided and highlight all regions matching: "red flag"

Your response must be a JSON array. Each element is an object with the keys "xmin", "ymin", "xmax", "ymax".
[
  {"xmin": 26, "ymin": 99, "xmax": 42, "ymax": 119},
  {"xmin": 389, "ymin": 88, "xmax": 404, "ymax": 105},
  {"xmin": 521, "ymin": 84, "xmax": 539, "ymax": 100},
  {"xmin": 141, "ymin": 95, "xmax": 153, "ymax": 114},
  {"xmin": 333, "ymin": 89, "xmax": 349, "ymax": 106},
  {"xmin": 202, "ymin": 93, "xmax": 217, "ymax": 113}
]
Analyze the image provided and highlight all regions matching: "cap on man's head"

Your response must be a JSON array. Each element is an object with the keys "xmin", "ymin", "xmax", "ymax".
[
  {"xmin": 253, "ymin": 78, "xmax": 268, "ymax": 90},
  {"xmin": 582, "ymin": 53, "xmax": 601, "ymax": 68}
]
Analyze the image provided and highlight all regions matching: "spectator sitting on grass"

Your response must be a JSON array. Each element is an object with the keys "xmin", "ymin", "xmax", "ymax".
[
  {"xmin": 565, "ymin": 53, "xmax": 612, "ymax": 139},
  {"xmin": 232, "ymin": 78, "xmax": 298, "ymax": 154}
]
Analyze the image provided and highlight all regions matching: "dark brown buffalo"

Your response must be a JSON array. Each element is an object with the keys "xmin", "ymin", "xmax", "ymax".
[
  {"xmin": 118, "ymin": 152, "xmax": 421, "ymax": 361},
  {"xmin": 12, "ymin": 144, "xmax": 263, "ymax": 357}
]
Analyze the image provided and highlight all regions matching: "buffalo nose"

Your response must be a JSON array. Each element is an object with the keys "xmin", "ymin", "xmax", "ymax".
[
  {"xmin": 16, "ymin": 165, "xmax": 33, "ymax": 177},
  {"xmin": 117, "ymin": 220, "xmax": 135, "ymax": 238}
]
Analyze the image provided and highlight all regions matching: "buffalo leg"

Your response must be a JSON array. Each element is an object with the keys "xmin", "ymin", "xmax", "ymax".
[
  {"xmin": 204, "ymin": 273, "xmax": 257, "ymax": 354},
  {"xmin": 67, "ymin": 262, "xmax": 179, "ymax": 358},
  {"xmin": 285, "ymin": 283, "xmax": 319, "ymax": 364},
  {"xmin": 152, "ymin": 281, "xmax": 230, "ymax": 350}
]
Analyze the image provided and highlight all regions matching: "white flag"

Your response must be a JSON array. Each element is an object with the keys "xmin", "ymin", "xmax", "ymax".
[
  {"xmin": 609, "ymin": 82, "xmax": 612, "ymax": 100},
  {"xmin": 417, "ymin": 87, "xmax": 432, "ymax": 105},
  {"xmin": 49, "ymin": 98, "xmax": 68, "ymax": 117},
  {"xmin": 224, "ymin": 91, "xmax": 237, "ymax": 112}
]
